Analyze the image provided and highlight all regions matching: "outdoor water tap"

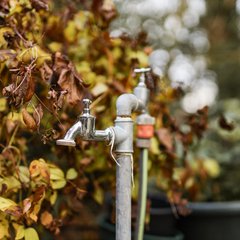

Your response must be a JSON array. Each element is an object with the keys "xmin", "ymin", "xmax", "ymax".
[
  {"xmin": 56, "ymin": 98, "xmax": 112, "ymax": 147},
  {"xmin": 133, "ymin": 67, "xmax": 151, "ymax": 110},
  {"xmin": 56, "ymin": 67, "xmax": 154, "ymax": 240},
  {"xmin": 133, "ymin": 68, "xmax": 155, "ymax": 148}
]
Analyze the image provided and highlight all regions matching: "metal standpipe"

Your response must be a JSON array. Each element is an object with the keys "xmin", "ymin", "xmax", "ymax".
[
  {"xmin": 114, "ymin": 117, "xmax": 133, "ymax": 240},
  {"xmin": 56, "ymin": 68, "xmax": 152, "ymax": 240},
  {"xmin": 116, "ymin": 154, "xmax": 132, "ymax": 240}
]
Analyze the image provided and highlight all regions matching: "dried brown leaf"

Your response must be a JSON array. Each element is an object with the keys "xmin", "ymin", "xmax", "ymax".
[
  {"xmin": 31, "ymin": 0, "xmax": 49, "ymax": 11},
  {"xmin": 218, "ymin": 115, "xmax": 235, "ymax": 131},
  {"xmin": 0, "ymin": 49, "xmax": 16, "ymax": 62},
  {"xmin": 50, "ymin": 52, "xmax": 87, "ymax": 105},
  {"xmin": 3, "ymin": 69, "xmax": 35, "ymax": 108},
  {"xmin": 23, "ymin": 198, "xmax": 32, "ymax": 214},
  {"xmin": 80, "ymin": 157, "xmax": 93, "ymax": 166},
  {"xmin": 22, "ymin": 108, "xmax": 37, "ymax": 130},
  {"xmin": 23, "ymin": 186, "xmax": 46, "ymax": 223},
  {"xmin": 24, "ymin": 76, "xmax": 35, "ymax": 102},
  {"xmin": 40, "ymin": 211, "xmax": 53, "ymax": 227},
  {"xmin": 0, "ymin": 197, "xmax": 22, "ymax": 217},
  {"xmin": 157, "ymin": 128, "xmax": 173, "ymax": 151},
  {"xmin": 33, "ymin": 104, "xmax": 43, "ymax": 128},
  {"xmin": 40, "ymin": 62, "xmax": 53, "ymax": 82}
]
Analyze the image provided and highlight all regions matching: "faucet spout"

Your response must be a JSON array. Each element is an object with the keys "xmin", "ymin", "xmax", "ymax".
[{"xmin": 56, "ymin": 121, "xmax": 82, "ymax": 147}]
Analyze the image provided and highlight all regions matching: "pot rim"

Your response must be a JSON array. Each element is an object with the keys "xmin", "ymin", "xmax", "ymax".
[
  {"xmin": 150, "ymin": 201, "xmax": 240, "ymax": 216},
  {"xmin": 187, "ymin": 201, "xmax": 240, "ymax": 215}
]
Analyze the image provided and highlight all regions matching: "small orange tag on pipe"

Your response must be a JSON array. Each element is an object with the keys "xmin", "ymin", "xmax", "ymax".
[{"xmin": 137, "ymin": 125, "xmax": 154, "ymax": 139}]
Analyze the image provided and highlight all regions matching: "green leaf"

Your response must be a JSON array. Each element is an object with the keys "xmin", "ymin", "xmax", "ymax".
[
  {"xmin": 24, "ymin": 228, "xmax": 39, "ymax": 240},
  {"xmin": 66, "ymin": 168, "xmax": 78, "ymax": 180}
]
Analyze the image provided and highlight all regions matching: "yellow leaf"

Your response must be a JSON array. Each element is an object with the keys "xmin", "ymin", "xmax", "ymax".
[
  {"xmin": 48, "ymin": 42, "xmax": 62, "ymax": 52},
  {"xmin": 93, "ymin": 187, "xmax": 104, "ymax": 205},
  {"xmin": 49, "ymin": 191, "xmax": 57, "ymax": 205},
  {"xmin": 66, "ymin": 168, "xmax": 78, "ymax": 180},
  {"xmin": 49, "ymin": 167, "xmax": 65, "ymax": 180},
  {"xmin": 51, "ymin": 179, "xmax": 66, "ymax": 190},
  {"xmin": 0, "ymin": 98, "xmax": 7, "ymax": 112},
  {"xmin": 203, "ymin": 158, "xmax": 221, "ymax": 178},
  {"xmin": 7, "ymin": 112, "xmax": 22, "ymax": 122},
  {"xmin": 29, "ymin": 159, "xmax": 50, "ymax": 184},
  {"xmin": 24, "ymin": 228, "xmax": 39, "ymax": 240},
  {"xmin": 0, "ymin": 197, "xmax": 22, "ymax": 216},
  {"xmin": 185, "ymin": 177, "xmax": 195, "ymax": 189},
  {"xmin": 112, "ymin": 47, "xmax": 122, "ymax": 59},
  {"xmin": 18, "ymin": 46, "xmax": 51, "ymax": 68},
  {"xmin": 74, "ymin": 12, "xmax": 87, "ymax": 30},
  {"xmin": 0, "ymin": 27, "xmax": 14, "ymax": 48},
  {"xmin": 127, "ymin": 50, "xmax": 148, "ymax": 66},
  {"xmin": 0, "ymin": 214, "xmax": 9, "ymax": 238},
  {"xmin": 0, "ymin": 225, "xmax": 6, "ymax": 239},
  {"xmin": 0, "ymin": 197, "xmax": 17, "ymax": 211},
  {"xmin": 150, "ymin": 137, "xmax": 160, "ymax": 155},
  {"xmin": 64, "ymin": 21, "xmax": 77, "ymax": 43},
  {"xmin": 15, "ymin": 224, "xmax": 25, "ymax": 240},
  {"xmin": 3, "ymin": 176, "xmax": 21, "ymax": 191},
  {"xmin": 9, "ymin": 0, "xmax": 31, "ymax": 16}
]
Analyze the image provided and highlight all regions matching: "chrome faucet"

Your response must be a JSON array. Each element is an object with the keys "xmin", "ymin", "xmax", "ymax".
[
  {"xmin": 56, "ymin": 99, "xmax": 112, "ymax": 147},
  {"xmin": 56, "ymin": 67, "xmax": 153, "ymax": 240}
]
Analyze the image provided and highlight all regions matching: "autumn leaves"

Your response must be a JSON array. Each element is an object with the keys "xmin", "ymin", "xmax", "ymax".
[{"xmin": 0, "ymin": 159, "xmax": 78, "ymax": 239}]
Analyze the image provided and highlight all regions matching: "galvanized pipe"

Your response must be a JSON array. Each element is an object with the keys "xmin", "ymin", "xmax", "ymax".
[
  {"xmin": 116, "ymin": 154, "xmax": 132, "ymax": 240},
  {"xmin": 114, "ymin": 116, "xmax": 134, "ymax": 240}
]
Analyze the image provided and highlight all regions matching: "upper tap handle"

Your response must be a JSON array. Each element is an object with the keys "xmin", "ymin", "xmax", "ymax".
[
  {"xmin": 82, "ymin": 98, "xmax": 92, "ymax": 115},
  {"xmin": 134, "ymin": 67, "xmax": 151, "ymax": 87},
  {"xmin": 134, "ymin": 68, "xmax": 151, "ymax": 74}
]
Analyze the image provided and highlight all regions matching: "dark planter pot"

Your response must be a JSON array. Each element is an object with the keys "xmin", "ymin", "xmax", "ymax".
[
  {"xmin": 146, "ymin": 193, "xmax": 179, "ymax": 237},
  {"xmin": 178, "ymin": 201, "xmax": 240, "ymax": 240},
  {"xmin": 99, "ymin": 217, "xmax": 184, "ymax": 240}
]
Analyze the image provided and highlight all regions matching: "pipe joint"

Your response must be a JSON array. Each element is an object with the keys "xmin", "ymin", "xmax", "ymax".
[
  {"xmin": 113, "ymin": 117, "xmax": 134, "ymax": 153},
  {"xmin": 116, "ymin": 94, "xmax": 144, "ymax": 117}
]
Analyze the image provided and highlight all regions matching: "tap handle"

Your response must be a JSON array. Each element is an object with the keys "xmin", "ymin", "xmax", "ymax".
[
  {"xmin": 134, "ymin": 67, "xmax": 151, "ymax": 86},
  {"xmin": 134, "ymin": 68, "xmax": 151, "ymax": 74},
  {"xmin": 82, "ymin": 98, "xmax": 92, "ymax": 115}
]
